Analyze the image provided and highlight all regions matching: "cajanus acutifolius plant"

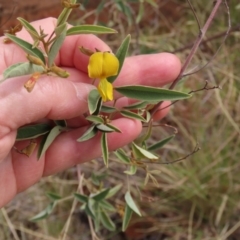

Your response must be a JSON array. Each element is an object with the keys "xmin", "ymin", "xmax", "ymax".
[{"xmin": 1, "ymin": 0, "xmax": 193, "ymax": 233}]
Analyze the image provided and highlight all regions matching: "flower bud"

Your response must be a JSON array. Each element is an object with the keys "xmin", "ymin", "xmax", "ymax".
[
  {"xmin": 79, "ymin": 46, "xmax": 94, "ymax": 56},
  {"xmin": 50, "ymin": 66, "xmax": 70, "ymax": 78},
  {"xmin": 24, "ymin": 72, "xmax": 41, "ymax": 92},
  {"xmin": 27, "ymin": 54, "xmax": 45, "ymax": 67}
]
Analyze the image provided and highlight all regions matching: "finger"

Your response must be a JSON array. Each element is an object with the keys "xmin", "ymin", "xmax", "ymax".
[
  {"xmin": 0, "ymin": 17, "xmax": 111, "ymax": 72},
  {"xmin": 9, "ymin": 118, "xmax": 141, "ymax": 194}
]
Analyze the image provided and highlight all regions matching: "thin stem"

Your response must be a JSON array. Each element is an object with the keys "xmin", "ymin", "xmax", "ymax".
[{"xmin": 150, "ymin": 0, "xmax": 223, "ymax": 117}]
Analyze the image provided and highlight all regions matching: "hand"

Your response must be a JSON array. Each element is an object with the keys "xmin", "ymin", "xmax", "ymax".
[{"xmin": 0, "ymin": 18, "xmax": 181, "ymax": 207}]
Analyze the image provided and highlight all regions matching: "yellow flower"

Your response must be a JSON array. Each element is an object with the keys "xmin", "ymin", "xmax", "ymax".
[{"xmin": 88, "ymin": 52, "xmax": 119, "ymax": 101}]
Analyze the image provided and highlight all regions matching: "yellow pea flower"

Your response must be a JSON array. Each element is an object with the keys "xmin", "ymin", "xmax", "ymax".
[{"xmin": 88, "ymin": 52, "xmax": 119, "ymax": 101}]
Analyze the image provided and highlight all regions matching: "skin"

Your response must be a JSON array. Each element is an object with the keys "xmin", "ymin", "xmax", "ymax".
[{"xmin": 0, "ymin": 18, "xmax": 181, "ymax": 207}]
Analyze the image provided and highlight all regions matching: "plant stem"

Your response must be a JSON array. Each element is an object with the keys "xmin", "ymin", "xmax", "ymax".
[{"xmin": 150, "ymin": 0, "xmax": 223, "ymax": 117}]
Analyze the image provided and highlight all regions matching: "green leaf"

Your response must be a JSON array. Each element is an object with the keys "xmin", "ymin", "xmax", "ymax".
[
  {"xmin": 17, "ymin": 17, "xmax": 39, "ymax": 40},
  {"xmin": 55, "ymin": 23, "xmax": 68, "ymax": 37},
  {"xmin": 2, "ymin": 62, "xmax": 44, "ymax": 81},
  {"xmin": 124, "ymin": 165, "xmax": 137, "ymax": 175},
  {"xmin": 96, "ymin": 124, "xmax": 117, "ymax": 133},
  {"xmin": 48, "ymin": 23, "xmax": 67, "ymax": 67},
  {"xmin": 99, "ymin": 200, "xmax": 115, "ymax": 211},
  {"xmin": 105, "ymin": 123, "xmax": 122, "ymax": 133},
  {"xmin": 120, "ymin": 110, "xmax": 147, "ymax": 122},
  {"xmin": 99, "ymin": 208, "xmax": 116, "ymax": 231},
  {"xmin": 136, "ymin": 1, "xmax": 144, "ymax": 23},
  {"xmin": 108, "ymin": 35, "xmax": 131, "ymax": 83},
  {"xmin": 148, "ymin": 135, "xmax": 175, "ymax": 151},
  {"xmin": 114, "ymin": 149, "xmax": 130, "ymax": 164},
  {"xmin": 16, "ymin": 123, "xmax": 52, "ymax": 140},
  {"xmin": 91, "ymin": 189, "xmax": 110, "ymax": 201},
  {"xmin": 66, "ymin": 25, "xmax": 117, "ymax": 36},
  {"xmin": 54, "ymin": 120, "xmax": 67, "ymax": 127},
  {"xmin": 132, "ymin": 142, "xmax": 158, "ymax": 160},
  {"xmin": 85, "ymin": 200, "xmax": 96, "ymax": 219},
  {"xmin": 88, "ymin": 89, "xmax": 102, "ymax": 115},
  {"xmin": 105, "ymin": 184, "xmax": 122, "ymax": 199},
  {"xmin": 100, "ymin": 105, "xmax": 117, "ymax": 113},
  {"xmin": 57, "ymin": 8, "xmax": 72, "ymax": 27},
  {"xmin": 5, "ymin": 34, "xmax": 45, "ymax": 64},
  {"xmin": 86, "ymin": 115, "xmax": 104, "ymax": 124},
  {"xmin": 77, "ymin": 125, "xmax": 98, "ymax": 142},
  {"xmin": 74, "ymin": 193, "xmax": 89, "ymax": 204},
  {"xmin": 101, "ymin": 133, "xmax": 109, "ymax": 167},
  {"xmin": 115, "ymin": 85, "xmax": 191, "ymax": 101},
  {"xmin": 30, "ymin": 202, "xmax": 55, "ymax": 222},
  {"xmin": 125, "ymin": 191, "xmax": 141, "ymax": 216},
  {"xmin": 37, "ymin": 126, "xmax": 65, "ymax": 160},
  {"xmin": 122, "ymin": 204, "xmax": 133, "ymax": 232},
  {"xmin": 123, "ymin": 101, "xmax": 149, "ymax": 110},
  {"xmin": 46, "ymin": 192, "xmax": 62, "ymax": 201}
]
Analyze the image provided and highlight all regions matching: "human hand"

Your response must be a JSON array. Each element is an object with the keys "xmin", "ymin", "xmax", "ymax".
[{"xmin": 0, "ymin": 18, "xmax": 181, "ymax": 207}]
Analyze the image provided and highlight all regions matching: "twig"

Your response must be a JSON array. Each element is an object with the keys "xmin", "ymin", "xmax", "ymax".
[
  {"xmin": 144, "ymin": 143, "xmax": 201, "ymax": 165},
  {"xmin": 150, "ymin": 0, "xmax": 224, "ymax": 117},
  {"xmin": 154, "ymin": 80, "xmax": 220, "ymax": 112},
  {"xmin": 1, "ymin": 208, "xmax": 21, "ymax": 240},
  {"xmin": 182, "ymin": 0, "xmax": 231, "ymax": 77},
  {"xmin": 60, "ymin": 165, "xmax": 83, "ymax": 240},
  {"xmin": 187, "ymin": 0, "xmax": 201, "ymax": 31},
  {"xmin": 173, "ymin": 24, "xmax": 239, "ymax": 53}
]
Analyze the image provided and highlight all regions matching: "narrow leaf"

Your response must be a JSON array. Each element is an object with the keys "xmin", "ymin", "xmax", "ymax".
[
  {"xmin": 37, "ymin": 126, "xmax": 64, "ymax": 159},
  {"xmin": 48, "ymin": 23, "xmax": 67, "ymax": 67},
  {"xmin": 100, "ymin": 105, "xmax": 117, "ymax": 113},
  {"xmin": 16, "ymin": 123, "xmax": 52, "ymax": 140},
  {"xmin": 101, "ymin": 133, "xmax": 109, "ymax": 167},
  {"xmin": 105, "ymin": 184, "xmax": 122, "ymax": 199},
  {"xmin": 99, "ymin": 208, "xmax": 116, "ymax": 231},
  {"xmin": 120, "ymin": 110, "xmax": 146, "ymax": 122},
  {"xmin": 5, "ymin": 34, "xmax": 45, "ymax": 64},
  {"xmin": 105, "ymin": 123, "xmax": 122, "ymax": 133},
  {"xmin": 57, "ymin": 8, "xmax": 72, "ymax": 27},
  {"xmin": 99, "ymin": 200, "xmax": 115, "ymax": 211},
  {"xmin": 123, "ymin": 101, "xmax": 149, "ymax": 110},
  {"xmin": 96, "ymin": 124, "xmax": 116, "ymax": 133},
  {"xmin": 115, "ymin": 85, "xmax": 191, "ymax": 101},
  {"xmin": 2, "ymin": 62, "xmax": 44, "ymax": 81},
  {"xmin": 132, "ymin": 142, "xmax": 158, "ymax": 160},
  {"xmin": 124, "ymin": 165, "xmax": 137, "ymax": 175},
  {"xmin": 67, "ymin": 25, "xmax": 117, "ymax": 36},
  {"xmin": 108, "ymin": 35, "xmax": 131, "ymax": 83},
  {"xmin": 122, "ymin": 204, "xmax": 133, "ymax": 232},
  {"xmin": 148, "ymin": 135, "xmax": 175, "ymax": 151},
  {"xmin": 91, "ymin": 189, "xmax": 110, "ymax": 201},
  {"xmin": 74, "ymin": 193, "xmax": 89, "ymax": 204},
  {"xmin": 17, "ymin": 17, "xmax": 39, "ymax": 40},
  {"xmin": 86, "ymin": 115, "xmax": 104, "ymax": 124},
  {"xmin": 46, "ymin": 192, "xmax": 62, "ymax": 201},
  {"xmin": 77, "ymin": 125, "xmax": 98, "ymax": 142},
  {"xmin": 125, "ymin": 191, "xmax": 141, "ymax": 216},
  {"xmin": 88, "ymin": 89, "xmax": 102, "ymax": 115},
  {"xmin": 30, "ymin": 202, "xmax": 55, "ymax": 222},
  {"xmin": 114, "ymin": 149, "xmax": 130, "ymax": 164}
]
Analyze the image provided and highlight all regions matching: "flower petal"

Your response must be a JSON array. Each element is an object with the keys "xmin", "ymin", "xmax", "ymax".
[
  {"xmin": 88, "ymin": 52, "xmax": 103, "ymax": 79},
  {"xmin": 98, "ymin": 78, "xmax": 113, "ymax": 102},
  {"xmin": 102, "ymin": 52, "xmax": 119, "ymax": 78}
]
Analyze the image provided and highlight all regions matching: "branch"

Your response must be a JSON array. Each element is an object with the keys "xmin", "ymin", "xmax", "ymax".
[{"xmin": 150, "ymin": 0, "xmax": 224, "ymax": 117}]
